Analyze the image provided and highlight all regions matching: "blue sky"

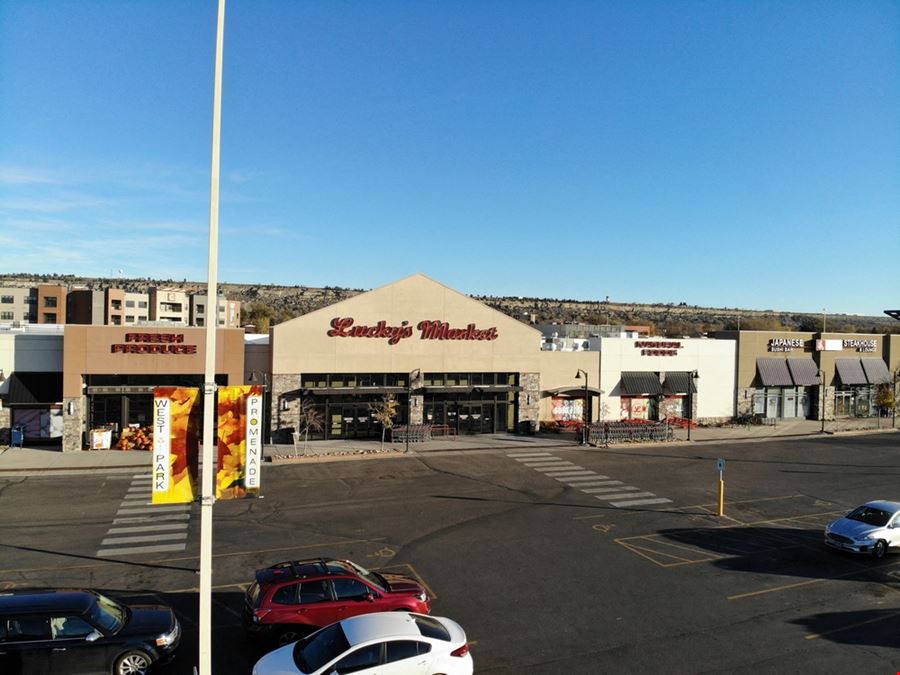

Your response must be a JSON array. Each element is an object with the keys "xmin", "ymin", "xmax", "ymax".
[{"xmin": 1, "ymin": 1, "xmax": 897, "ymax": 316}]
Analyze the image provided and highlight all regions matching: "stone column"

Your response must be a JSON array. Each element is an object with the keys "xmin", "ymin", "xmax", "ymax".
[
  {"xmin": 62, "ymin": 396, "xmax": 85, "ymax": 452},
  {"xmin": 518, "ymin": 373, "xmax": 541, "ymax": 431}
]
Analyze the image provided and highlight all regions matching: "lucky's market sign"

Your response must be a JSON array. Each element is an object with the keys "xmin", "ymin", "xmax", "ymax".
[{"xmin": 327, "ymin": 317, "xmax": 498, "ymax": 345}]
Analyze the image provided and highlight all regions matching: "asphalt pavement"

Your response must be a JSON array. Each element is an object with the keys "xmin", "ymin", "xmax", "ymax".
[{"xmin": 0, "ymin": 417, "xmax": 895, "ymax": 477}]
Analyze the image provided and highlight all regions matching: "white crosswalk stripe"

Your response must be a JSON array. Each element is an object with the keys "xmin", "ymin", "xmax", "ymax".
[
  {"xmin": 506, "ymin": 452, "xmax": 672, "ymax": 509},
  {"xmin": 97, "ymin": 474, "xmax": 193, "ymax": 557}
]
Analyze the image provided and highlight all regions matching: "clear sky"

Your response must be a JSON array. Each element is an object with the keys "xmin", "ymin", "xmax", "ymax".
[{"xmin": 1, "ymin": 1, "xmax": 898, "ymax": 317}]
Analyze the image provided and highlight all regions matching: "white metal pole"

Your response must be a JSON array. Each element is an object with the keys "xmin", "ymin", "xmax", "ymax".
[{"xmin": 199, "ymin": 1, "xmax": 225, "ymax": 673}]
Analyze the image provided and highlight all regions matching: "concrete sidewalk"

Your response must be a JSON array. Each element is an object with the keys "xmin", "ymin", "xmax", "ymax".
[{"xmin": 0, "ymin": 417, "xmax": 895, "ymax": 477}]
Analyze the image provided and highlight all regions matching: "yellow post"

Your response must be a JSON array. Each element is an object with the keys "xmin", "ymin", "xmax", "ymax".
[{"xmin": 717, "ymin": 478, "xmax": 725, "ymax": 516}]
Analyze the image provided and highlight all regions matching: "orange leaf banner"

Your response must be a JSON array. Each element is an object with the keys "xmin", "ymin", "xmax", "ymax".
[
  {"xmin": 216, "ymin": 385, "xmax": 264, "ymax": 500},
  {"xmin": 152, "ymin": 387, "xmax": 200, "ymax": 504}
]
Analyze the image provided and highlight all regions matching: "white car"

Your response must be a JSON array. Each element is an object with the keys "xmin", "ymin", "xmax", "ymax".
[
  {"xmin": 824, "ymin": 500, "xmax": 900, "ymax": 559},
  {"xmin": 252, "ymin": 611, "xmax": 473, "ymax": 675}
]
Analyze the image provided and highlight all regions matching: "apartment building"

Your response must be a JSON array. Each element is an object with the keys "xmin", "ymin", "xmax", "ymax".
[
  {"xmin": 190, "ymin": 294, "xmax": 241, "ymax": 328},
  {"xmin": 36, "ymin": 284, "xmax": 67, "ymax": 325},
  {"xmin": 0, "ymin": 287, "xmax": 36, "ymax": 324},
  {"xmin": 1, "ymin": 282, "xmax": 240, "ymax": 328}
]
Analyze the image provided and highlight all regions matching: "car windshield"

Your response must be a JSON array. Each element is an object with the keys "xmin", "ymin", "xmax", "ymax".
[
  {"xmin": 292, "ymin": 623, "xmax": 351, "ymax": 673},
  {"xmin": 846, "ymin": 506, "xmax": 893, "ymax": 527},
  {"xmin": 87, "ymin": 592, "xmax": 126, "ymax": 633},
  {"xmin": 344, "ymin": 560, "xmax": 387, "ymax": 592}
]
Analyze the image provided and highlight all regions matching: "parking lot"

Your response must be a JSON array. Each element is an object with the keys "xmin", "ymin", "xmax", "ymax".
[{"xmin": 1, "ymin": 431, "xmax": 899, "ymax": 673}]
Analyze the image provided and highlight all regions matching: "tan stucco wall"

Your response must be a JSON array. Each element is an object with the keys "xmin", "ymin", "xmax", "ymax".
[
  {"xmin": 271, "ymin": 274, "xmax": 544, "ymax": 377},
  {"xmin": 63, "ymin": 326, "xmax": 245, "ymax": 397}
]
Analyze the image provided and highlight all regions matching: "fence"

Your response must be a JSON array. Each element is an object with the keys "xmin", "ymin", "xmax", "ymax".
[{"xmin": 588, "ymin": 421, "xmax": 674, "ymax": 445}]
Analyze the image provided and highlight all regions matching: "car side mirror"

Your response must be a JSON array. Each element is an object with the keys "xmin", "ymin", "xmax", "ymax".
[
  {"xmin": 366, "ymin": 593, "xmax": 378, "ymax": 603},
  {"xmin": 86, "ymin": 630, "xmax": 102, "ymax": 642}
]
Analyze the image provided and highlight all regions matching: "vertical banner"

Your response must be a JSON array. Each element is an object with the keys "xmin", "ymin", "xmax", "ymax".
[
  {"xmin": 216, "ymin": 385, "xmax": 263, "ymax": 500},
  {"xmin": 152, "ymin": 387, "xmax": 200, "ymax": 504}
]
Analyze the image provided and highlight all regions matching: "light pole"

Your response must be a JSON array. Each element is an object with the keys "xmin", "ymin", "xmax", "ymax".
[
  {"xmin": 818, "ymin": 369, "xmax": 826, "ymax": 433},
  {"xmin": 687, "ymin": 370, "xmax": 699, "ymax": 441},
  {"xmin": 406, "ymin": 369, "xmax": 421, "ymax": 454},
  {"xmin": 575, "ymin": 369, "xmax": 589, "ymax": 444}
]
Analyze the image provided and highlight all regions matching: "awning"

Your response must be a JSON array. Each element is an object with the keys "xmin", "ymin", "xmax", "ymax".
[
  {"xmin": 786, "ymin": 358, "xmax": 820, "ymax": 386},
  {"xmin": 545, "ymin": 386, "xmax": 604, "ymax": 396},
  {"xmin": 861, "ymin": 359, "xmax": 892, "ymax": 385},
  {"xmin": 7, "ymin": 372, "xmax": 62, "ymax": 405},
  {"xmin": 835, "ymin": 359, "xmax": 867, "ymax": 385},
  {"xmin": 295, "ymin": 387, "xmax": 406, "ymax": 396},
  {"xmin": 620, "ymin": 372, "xmax": 663, "ymax": 396},
  {"xmin": 756, "ymin": 358, "xmax": 793, "ymax": 387},
  {"xmin": 662, "ymin": 372, "xmax": 697, "ymax": 395}
]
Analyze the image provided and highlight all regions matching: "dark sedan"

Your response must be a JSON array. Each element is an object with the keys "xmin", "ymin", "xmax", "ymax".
[{"xmin": 0, "ymin": 588, "xmax": 180, "ymax": 675}]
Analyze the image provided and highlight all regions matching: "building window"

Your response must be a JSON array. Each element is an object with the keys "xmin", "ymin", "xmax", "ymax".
[
  {"xmin": 44, "ymin": 297, "xmax": 58, "ymax": 308},
  {"xmin": 138, "ymin": 300, "xmax": 148, "ymax": 308},
  {"xmin": 139, "ymin": 315, "xmax": 148, "ymax": 321},
  {"xmin": 196, "ymin": 304, "xmax": 205, "ymax": 313},
  {"xmin": 125, "ymin": 315, "xmax": 135, "ymax": 323},
  {"xmin": 111, "ymin": 315, "xmax": 121, "ymax": 325},
  {"xmin": 1, "ymin": 295, "xmax": 13, "ymax": 304},
  {"xmin": 126, "ymin": 300, "xmax": 135, "ymax": 308},
  {"xmin": 196, "ymin": 318, "xmax": 204, "ymax": 326},
  {"xmin": 0, "ymin": 311, "xmax": 13, "ymax": 320},
  {"xmin": 111, "ymin": 300, "xmax": 122, "ymax": 310},
  {"xmin": 43, "ymin": 312, "xmax": 57, "ymax": 322}
]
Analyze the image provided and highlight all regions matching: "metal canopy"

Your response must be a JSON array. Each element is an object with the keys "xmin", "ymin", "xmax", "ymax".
[
  {"xmin": 786, "ymin": 358, "xmax": 820, "ymax": 386},
  {"xmin": 861, "ymin": 358, "xmax": 892, "ymax": 384},
  {"xmin": 545, "ymin": 385, "xmax": 604, "ymax": 396},
  {"xmin": 662, "ymin": 371, "xmax": 697, "ymax": 394},
  {"xmin": 6, "ymin": 372, "xmax": 62, "ymax": 405},
  {"xmin": 620, "ymin": 371, "xmax": 663, "ymax": 396},
  {"xmin": 835, "ymin": 358, "xmax": 867, "ymax": 385},
  {"xmin": 756, "ymin": 358, "xmax": 793, "ymax": 387}
]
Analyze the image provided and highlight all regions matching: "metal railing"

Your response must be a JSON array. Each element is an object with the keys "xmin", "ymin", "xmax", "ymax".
[
  {"xmin": 587, "ymin": 421, "xmax": 674, "ymax": 445},
  {"xmin": 390, "ymin": 424, "xmax": 433, "ymax": 443}
]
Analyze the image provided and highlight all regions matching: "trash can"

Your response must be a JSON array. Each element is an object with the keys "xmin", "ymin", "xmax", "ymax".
[{"xmin": 11, "ymin": 425, "xmax": 24, "ymax": 448}]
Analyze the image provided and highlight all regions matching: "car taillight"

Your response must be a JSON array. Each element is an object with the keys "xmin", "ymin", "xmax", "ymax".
[
  {"xmin": 253, "ymin": 608, "xmax": 271, "ymax": 623},
  {"xmin": 450, "ymin": 643, "xmax": 469, "ymax": 657}
]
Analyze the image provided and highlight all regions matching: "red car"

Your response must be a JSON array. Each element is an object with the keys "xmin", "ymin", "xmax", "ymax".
[{"xmin": 243, "ymin": 558, "xmax": 432, "ymax": 645}]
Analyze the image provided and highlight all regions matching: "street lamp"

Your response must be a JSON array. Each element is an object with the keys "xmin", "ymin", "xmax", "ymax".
[
  {"xmin": 687, "ymin": 370, "xmax": 699, "ymax": 441},
  {"xmin": 818, "ymin": 369, "xmax": 826, "ymax": 433},
  {"xmin": 575, "ymin": 369, "xmax": 589, "ymax": 445},
  {"xmin": 248, "ymin": 371, "xmax": 270, "ymax": 444},
  {"xmin": 406, "ymin": 369, "xmax": 421, "ymax": 454}
]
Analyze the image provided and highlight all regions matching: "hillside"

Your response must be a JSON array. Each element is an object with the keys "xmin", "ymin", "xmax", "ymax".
[{"xmin": 2, "ymin": 273, "xmax": 897, "ymax": 336}]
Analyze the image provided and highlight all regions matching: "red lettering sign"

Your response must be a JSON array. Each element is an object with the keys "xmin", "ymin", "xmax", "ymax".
[
  {"xmin": 113, "ymin": 333, "xmax": 195, "ymax": 354},
  {"xmin": 327, "ymin": 317, "xmax": 499, "ymax": 344}
]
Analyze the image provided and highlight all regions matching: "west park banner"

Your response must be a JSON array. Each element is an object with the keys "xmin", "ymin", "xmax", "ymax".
[
  {"xmin": 152, "ymin": 387, "xmax": 201, "ymax": 504},
  {"xmin": 215, "ymin": 385, "xmax": 264, "ymax": 500}
]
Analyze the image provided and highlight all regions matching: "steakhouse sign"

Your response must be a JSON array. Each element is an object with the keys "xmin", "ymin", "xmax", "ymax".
[{"xmin": 328, "ymin": 317, "xmax": 498, "ymax": 345}]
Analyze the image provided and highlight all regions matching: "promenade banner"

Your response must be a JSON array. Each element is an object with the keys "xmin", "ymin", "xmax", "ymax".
[
  {"xmin": 152, "ymin": 387, "xmax": 200, "ymax": 504},
  {"xmin": 216, "ymin": 385, "xmax": 264, "ymax": 500}
]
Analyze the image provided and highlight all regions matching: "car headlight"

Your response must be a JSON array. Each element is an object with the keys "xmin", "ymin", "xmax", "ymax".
[
  {"xmin": 418, "ymin": 591, "xmax": 427, "ymax": 602},
  {"xmin": 156, "ymin": 620, "xmax": 180, "ymax": 647}
]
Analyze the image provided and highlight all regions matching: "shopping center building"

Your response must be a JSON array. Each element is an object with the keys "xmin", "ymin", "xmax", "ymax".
[{"xmin": 0, "ymin": 274, "xmax": 897, "ymax": 451}]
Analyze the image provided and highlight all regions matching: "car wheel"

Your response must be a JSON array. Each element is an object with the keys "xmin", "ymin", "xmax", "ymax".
[
  {"xmin": 114, "ymin": 649, "xmax": 152, "ymax": 675},
  {"xmin": 872, "ymin": 540, "xmax": 888, "ymax": 559}
]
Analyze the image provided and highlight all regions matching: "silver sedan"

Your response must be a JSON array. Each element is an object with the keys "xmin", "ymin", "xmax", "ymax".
[{"xmin": 824, "ymin": 500, "xmax": 900, "ymax": 559}]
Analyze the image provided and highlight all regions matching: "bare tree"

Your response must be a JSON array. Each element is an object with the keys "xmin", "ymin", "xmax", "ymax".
[
  {"xmin": 369, "ymin": 394, "xmax": 399, "ymax": 450},
  {"xmin": 295, "ymin": 398, "xmax": 324, "ymax": 455}
]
